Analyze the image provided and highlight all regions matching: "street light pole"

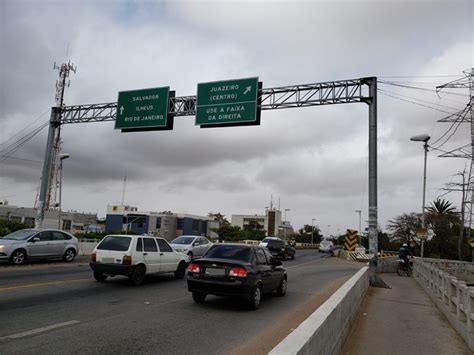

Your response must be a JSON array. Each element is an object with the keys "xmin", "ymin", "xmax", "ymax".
[
  {"xmin": 58, "ymin": 153, "xmax": 70, "ymax": 229},
  {"xmin": 355, "ymin": 210, "xmax": 362, "ymax": 245},
  {"xmin": 284, "ymin": 208, "xmax": 290, "ymax": 240},
  {"xmin": 410, "ymin": 134, "xmax": 430, "ymax": 258},
  {"xmin": 311, "ymin": 218, "xmax": 316, "ymax": 245}
]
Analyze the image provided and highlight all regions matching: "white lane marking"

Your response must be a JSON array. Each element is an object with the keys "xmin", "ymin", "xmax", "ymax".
[{"xmin": 0, "ymin": 320, "xmax": 80, "ymax": 341}]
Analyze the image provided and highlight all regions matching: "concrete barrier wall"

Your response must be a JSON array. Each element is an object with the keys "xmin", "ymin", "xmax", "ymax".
[
  {"xmin": 78, "ymin": 241, "xmax": 98, "ymax": 256},
  {"xmin": 270, "ymin": 266, "xmax": 369, "ymax": 355},
  {"xmin": 413, "ymin": 258, "xmax": 474, "ymax": 351}
]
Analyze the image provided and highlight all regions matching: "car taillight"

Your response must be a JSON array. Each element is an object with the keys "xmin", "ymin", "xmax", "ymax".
[
  {"xmin": 91, "ymin": 253, "xmax": 96, "ymax": 262},
  {"xmin": 122, "ymin": 255, "xmax": 132, "ymax": 265},
  {"xmin": 229, "ymin": 267, "xmax": 247, "ymax": 277},
  {"xmin": 188, "ymin": 262, "xmax": 200, "ymax": 273}
]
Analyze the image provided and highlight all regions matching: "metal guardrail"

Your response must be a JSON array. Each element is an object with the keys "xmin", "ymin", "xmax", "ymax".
[{"xmin": 413, "ymin": 258, "xmax": 474, "ymax": 351}]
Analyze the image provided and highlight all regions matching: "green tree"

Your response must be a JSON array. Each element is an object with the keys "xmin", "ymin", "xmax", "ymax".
[
  {"xmin": 387, "ymin": 212, "xmax": 422, "ymax": 255},
  {"xmin": 296, "ymin": 224, "xmax": 322, "ymax": 244},
  {"xmin": 425, "ymin": 199, "xmax": 468, "ymax": 260},
  {"xmin": 214, "ymin": 224, "xmax": 244, "ymax": 242},
  {"xmin": 208, "ymin": 212, "xmax": 230, "ymax": 226},
  {"xmin": 243, "ymin": 220, "xmax": 266, "ymax": 240}
]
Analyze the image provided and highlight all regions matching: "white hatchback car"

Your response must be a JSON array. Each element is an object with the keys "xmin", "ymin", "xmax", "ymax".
[{"xmin": 90, "ymin": 235, "xmax": 189, "ymax": 285}]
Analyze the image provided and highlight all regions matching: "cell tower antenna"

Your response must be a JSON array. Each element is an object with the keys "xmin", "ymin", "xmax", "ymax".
[{"xmin": 39, "ymin": 60, "xmax": 77, "ymax": 212}]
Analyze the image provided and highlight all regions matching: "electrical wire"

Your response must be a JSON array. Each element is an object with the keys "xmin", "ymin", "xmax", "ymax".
[
  {"xmin": 377, "ymin": 90, "xmax": 458, "ymax": 115},
  {"xmin": 0, "ymin": 121, "xmax": 49, "ymax": 163},
  {"xmin": 377, "ymin": 88, "xmax": 463, "ymax": 112},
  {"xmin": 378, "ymin": 80, "xmax": 469, "ymax": 98},
  {"xmin": 0, "ymin": 109, "xmax": 50, "ymax": 148}
]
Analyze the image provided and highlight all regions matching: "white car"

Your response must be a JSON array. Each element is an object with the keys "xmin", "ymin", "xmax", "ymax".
[
  {"xmin": 259, "ymin": 237, "xmax": 281, "ymax": 248},
  {"xmin": 319, "ymin": 240, "xmax": 334, "ymax": 254},
  {"xmin": 170, "ymin": 235, "xmax": 213, "ymax": 259},
  {"xmin": 90, "ymin": 234, "xmax": 189, "ymax": 285}
]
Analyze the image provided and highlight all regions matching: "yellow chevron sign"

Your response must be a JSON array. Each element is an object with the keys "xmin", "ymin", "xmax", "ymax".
[
  {"xmin": 469, "ymin": 236, "xmax": 474, "ymax": 248},
  {"xmin": 345, "ymin": 229, "xmax": 358, "ymax": 251}
]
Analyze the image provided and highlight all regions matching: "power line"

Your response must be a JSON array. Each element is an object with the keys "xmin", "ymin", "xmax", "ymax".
[
  {"xmin": 377, "ymin": 90, "xmax": 458, "ymax": 115},
  {"xmin": 377, "ymin": 87, "xmax": 463, "ymax": 112},
  {"xmin": 378, "ymin": 80, "xmax": 469, "ymax": 98}
]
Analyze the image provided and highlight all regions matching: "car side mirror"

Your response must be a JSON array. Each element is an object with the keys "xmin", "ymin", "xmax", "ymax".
[
  {"xmin": 270, "ymin": 259, "xmax": 282, "ymax": 266},
  {"xmin": 30, "ymin": 237, "xmax": 40, "ymax": 243},
  {"xmin": 193, "ymin": 242, "xmax": 200, "ymax": 246}
]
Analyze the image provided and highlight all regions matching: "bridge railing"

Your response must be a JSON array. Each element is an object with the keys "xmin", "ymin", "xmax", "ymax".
[{"xmin": 413, "ymin": 258, "xmax": 474, "ymax": 351}]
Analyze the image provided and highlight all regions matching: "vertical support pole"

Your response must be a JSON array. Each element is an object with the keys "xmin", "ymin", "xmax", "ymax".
[
  {"xmin": 421, "ymin": 140, "xmax": 429, "ymax": 258},
  {"xmin": 35, "ymin": 107, "xmax": 60, "ymax": 229},
  {"xmin": 367, "ymin": 77, "xmax": 378, "ymax": 283}
]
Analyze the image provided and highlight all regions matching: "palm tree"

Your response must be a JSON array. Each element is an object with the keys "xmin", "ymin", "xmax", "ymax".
[
  {"xmin": 426, "ymin": 199, "xmax": 460, "ymax": 260},
  {"xmin": 427, "ymin": 199, "xmax": 458, "ymax": 219}
]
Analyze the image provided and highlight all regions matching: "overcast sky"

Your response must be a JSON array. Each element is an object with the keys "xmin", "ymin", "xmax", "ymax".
[{"xmin": 1, "ymin": 0, "xmax": 472, "ymax": 235}]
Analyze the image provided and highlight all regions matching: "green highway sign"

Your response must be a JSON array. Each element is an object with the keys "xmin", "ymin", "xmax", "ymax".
[
  {"xmin": 115, "ymin": 87, "xmax": 170, "ymax": 130},
  {"xmin": 196, "ymin": 77, "xmax": 259, "ymax": 126}
]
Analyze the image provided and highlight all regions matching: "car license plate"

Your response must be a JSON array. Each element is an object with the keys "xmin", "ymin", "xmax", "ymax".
[
  {"xmin": 205, "ymin": 267, "xmax": 225, "ymax": 276},
  {"xmin": 102, "ymin": 258, "xmax": 115, "ymax": 264}
]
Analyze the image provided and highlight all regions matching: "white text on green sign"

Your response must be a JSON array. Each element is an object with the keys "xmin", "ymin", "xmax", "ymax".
[
  {"xmin": 196, "ymin": 77, "xmax": 258, "ymax": 125},
  {"xmin": 116, "ymin": 87, "xmax": 169, "ymax": 129}
]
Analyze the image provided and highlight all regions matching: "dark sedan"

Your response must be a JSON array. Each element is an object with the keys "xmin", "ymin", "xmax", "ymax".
[
  {"xmin": 187, "ymin": 244, "xmax": 287, "ymax": 309},
  {"xmin": 266, "ymin": 239, "xmax": 295, "ymax": 260}
]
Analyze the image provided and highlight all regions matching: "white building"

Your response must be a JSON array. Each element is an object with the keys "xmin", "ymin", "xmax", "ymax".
[{"xmin": 231, "ymin": 208, "xmax": 286, "ymax": 237}]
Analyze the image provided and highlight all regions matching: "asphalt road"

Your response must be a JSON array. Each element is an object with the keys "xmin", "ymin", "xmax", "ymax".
[{"xmin": 0, "ymin": 250, "xmax": 362, "ymax": 354}]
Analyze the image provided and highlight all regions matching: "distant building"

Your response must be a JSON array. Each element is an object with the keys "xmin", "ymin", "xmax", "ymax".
[
  {"xmin": 0, "ymin": 203, "xmax": 98, "ymax": 232},
  {"xmin": 232, "ymin": 208, "xmax": 289, "ymax": 237},
  {"xmin": 105, "ymin": 204, "xmax": 214, "ymax": 241}
]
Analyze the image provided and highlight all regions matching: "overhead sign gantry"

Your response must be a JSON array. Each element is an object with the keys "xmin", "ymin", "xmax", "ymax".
[{"xmin": 37, "ymin": 76, "xmax": 378, "ymax": 282}]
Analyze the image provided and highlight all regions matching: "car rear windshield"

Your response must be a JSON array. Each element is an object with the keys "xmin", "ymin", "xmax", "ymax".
[
  {"xmin": 268, "ymin": 240, "xmax": 284, "ymax": 248},
  {"xmin": 204, "ymin": 245, "xmax": 252, "ymax": 262},
  {"xmin": 97, "ymin": 236, "xmax": 132, "ymax": 251},
  {"xmin": 320, "ymin": 240, "xmax": 332, "ymax": 246},
  {"xmin": 171, "ymin": 236, "xmax": 194, "ymax": 245}
]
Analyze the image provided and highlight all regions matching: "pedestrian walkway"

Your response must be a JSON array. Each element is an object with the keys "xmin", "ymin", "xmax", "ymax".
[{"xmin": 342, "ymin": 273, "xmax": 472, "ymax": 355}]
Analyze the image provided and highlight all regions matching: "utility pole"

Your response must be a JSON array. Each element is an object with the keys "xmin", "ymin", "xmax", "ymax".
[
  {"xmin": 436, "ymin": 69, "xmax": 473, "ymax": 237},
  {"xmin": 442, "ymin": 169, "xmax": 469, "ymax": 260}
]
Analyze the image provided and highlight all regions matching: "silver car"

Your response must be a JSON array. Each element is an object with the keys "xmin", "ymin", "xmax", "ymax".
[
  {"xmin": 170, "ymin": 235, "xmax": 212, "ymax": 259},
  {"xmin": 0, "ymin": 229, "xmax": 79, "ymax": 265}
]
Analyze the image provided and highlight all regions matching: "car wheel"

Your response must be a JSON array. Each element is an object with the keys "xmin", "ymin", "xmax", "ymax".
[
  {"xmin": 94, "ymin": 272, "xmax": 107, "ymax": 282},
  {"xmin": 277, "ymin": 276, "xmax": 287, "ymax": 296},
  {"xmin": 130, "ymin": 265, "xmax": 146, "ymax": 286},
  {"xmin": 63, "ymin": 248, "xmax": 76, "ymax": 262},
  {"xmin": 174, "ymin": 261, "xmax": 187, "ymax": 279},
  {"xmin": 10, "ymin": 249, "xmax": 26, "ymax": 265},
  {"xmin": 291, "ymin": 253, "xmax": 295, "ymax": 260},
  {"xmin": 248, "ymin": 284, "xmax": 262, "ymax": 310},
  {"xmin": 192, "ymin": 292, "xmax": 207, "ymax": 303}
]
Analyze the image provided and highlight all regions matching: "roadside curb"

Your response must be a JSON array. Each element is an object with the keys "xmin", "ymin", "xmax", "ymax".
[{"xmin": 269, "ymin": 266, "xmax": 370, "ymax": 354}]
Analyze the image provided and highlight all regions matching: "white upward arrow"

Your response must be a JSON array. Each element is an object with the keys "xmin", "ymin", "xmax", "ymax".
[
  {"xmin": 120, "ymin": 106, "xmax": 124, "ymax": 115},
  {"xmin": 243, "ymin": 86, "xmax": 252, "ymax": 95}
]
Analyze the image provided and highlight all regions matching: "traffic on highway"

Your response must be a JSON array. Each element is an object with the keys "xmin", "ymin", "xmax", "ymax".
[{"xmin": 0, "ymin": 247, "xmax": 362, "ymax": 354}]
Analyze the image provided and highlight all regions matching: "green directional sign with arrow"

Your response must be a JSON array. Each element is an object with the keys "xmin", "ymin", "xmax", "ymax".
[
  {"xmin": 195, "ymin": 77, "xmax": 259, "ymax": 126},
  {"xmin": 115, "ymin": 87, "xmax": 170, "ymax": 130}
]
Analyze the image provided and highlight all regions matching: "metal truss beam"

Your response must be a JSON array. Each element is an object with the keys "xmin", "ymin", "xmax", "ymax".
[
  {"xmin": 61, "ymin": 78, "xmax": 371, "ymax": 124},
  {"xmin": 437, "ymin": 105, "xmax": 471, "ymax": 123}
]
